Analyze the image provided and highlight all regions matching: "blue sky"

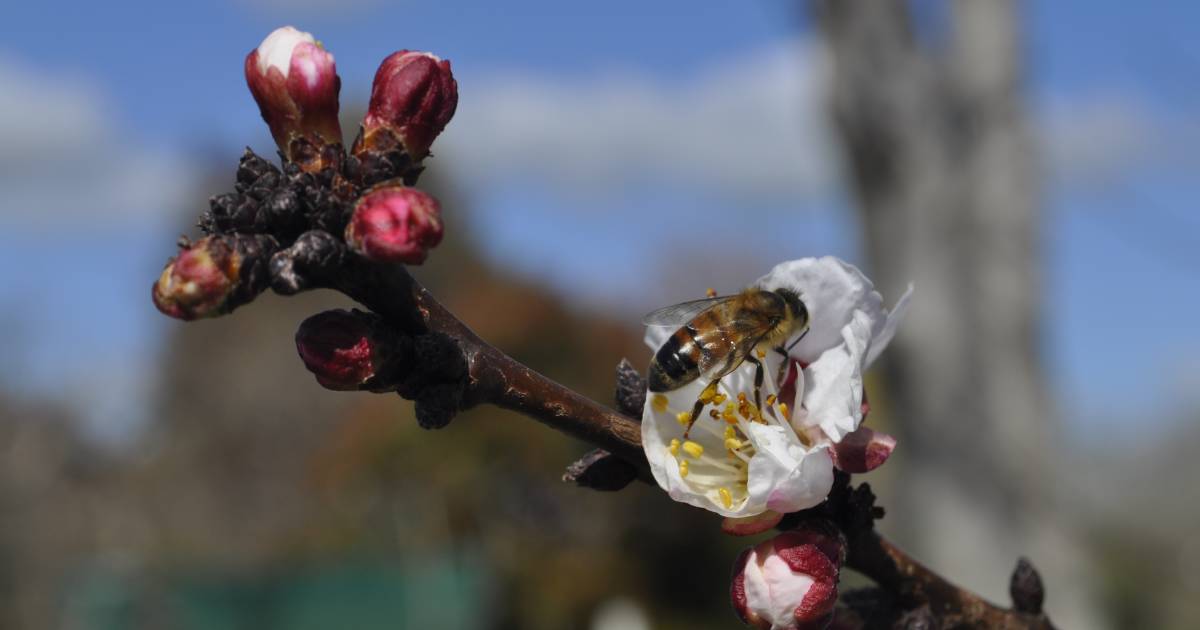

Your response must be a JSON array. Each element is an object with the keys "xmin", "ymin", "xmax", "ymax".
[{"xmin": 0, "ymin": 0, "xmax": 1197, "ymax": 444}]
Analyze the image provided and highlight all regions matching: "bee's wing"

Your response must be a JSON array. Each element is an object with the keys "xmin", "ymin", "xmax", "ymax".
[
  {"xmin": 641, "ymin": 295, "xmax": 736, "ymax": 326},
  {"xmin": 699, "ymin": 313, "xmax": 775, "ymax": 377}
]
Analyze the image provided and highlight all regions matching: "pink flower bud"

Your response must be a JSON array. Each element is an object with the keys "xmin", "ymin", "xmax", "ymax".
[
  {"xmin": 357, "ymin": 51, "xmax": 458, "ymax": 161},
  {"xmin": 245, "ymin": 26, "xmax": 343, "ymax": 171},
  {"xmin": 295, "ymin": 309, "xmax": 405, "ymax": 391},
  {"xmin": 152, "ymin": 235, "xmax": 274, "ymax": 321},
  {"xmin": 828, "ymin": 426, "xmax": 896, "ymax": 474},
  {"xmin": 732, "ymin": 525, "xmax": 844, "ymax": 630},
  {"xmin": 345, "ymin": 184, "xmax": 443, "ymax": 264}
]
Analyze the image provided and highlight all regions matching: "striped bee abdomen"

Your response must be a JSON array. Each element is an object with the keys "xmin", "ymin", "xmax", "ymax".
[{"xmin": 648, "ymin": 325, "xmax": 703, "ymax": 392}]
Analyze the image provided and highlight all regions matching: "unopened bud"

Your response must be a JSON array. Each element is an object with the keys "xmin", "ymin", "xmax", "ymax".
[
  {"xmin": 345, "ymin": 184, "xmax": 443, "ymax": 264},
  {"xmin": 245, "ymin": 26, "xmax": 343, "ymax": 172},
  {"xmin": 295, "ymin": 309, "xmax": 409, "ymax": 391},
  {"xmin": 355, "ymin": 51, "xmax": 457, "ymax": 163},
  {"xmin": 152, "ymin": 234, "xmax": 276, "ymax": 320},
  {"xmin": 732, "ymin": 523, "xmax": 844, "ymax": 630}
]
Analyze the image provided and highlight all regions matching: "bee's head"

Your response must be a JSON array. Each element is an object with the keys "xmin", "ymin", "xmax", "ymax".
[{"xmin": 774, "ymin": 288, "xmax": 809, "ymax": 331}]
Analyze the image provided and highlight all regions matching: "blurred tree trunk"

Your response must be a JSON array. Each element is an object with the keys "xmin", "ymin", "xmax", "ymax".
[{"xmin": 812, "ymin": 1, "xmax": 1101, "ymax": 626}]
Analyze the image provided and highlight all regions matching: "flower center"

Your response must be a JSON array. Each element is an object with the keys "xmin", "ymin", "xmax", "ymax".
[{"xmin": 652, "ymin": 355, "xmax": 799, "ymax": 511}]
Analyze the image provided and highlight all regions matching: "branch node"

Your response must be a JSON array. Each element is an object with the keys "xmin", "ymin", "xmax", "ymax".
[
  {"xmin": 614, "ymin": 358, "xmax": 647, "ymax": 418},
  {"xmin": 269, "ymin": 229, "xmax": 346, "ymax": 294},
  {"xmin": 1010, "ymin": 556, "xmax": 1045, "ymax": 615},
  {"xmin": 563, "ymin": 448, "xmax": 639, "ymax": 491},
  {"xmin": 895, "ymin": 604, "xmax": 937, "ymax": 630}
]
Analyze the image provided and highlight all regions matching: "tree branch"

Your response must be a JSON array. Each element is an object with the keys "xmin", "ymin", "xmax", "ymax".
[
  {"xmin": 269, "ymin": 234, "xmax": 1053, "ymax": 628},
  {"xmin": 156, "ymin": 136, "xmax": 1055, "ymax": 627}
]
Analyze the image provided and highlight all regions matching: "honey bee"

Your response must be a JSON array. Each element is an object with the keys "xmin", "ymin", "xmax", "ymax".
[{"xmin": 644, "ymin": 288, "xmax": 809, "ymax": 436}]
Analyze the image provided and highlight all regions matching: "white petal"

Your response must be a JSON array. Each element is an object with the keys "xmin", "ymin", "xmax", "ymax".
[
  {"xmin": 256, "ymin": 26, "xmax": 316, "ymax": 78},
  {"xmin": 761, "ymin": 553, "xmax": 817, "ymax": 625},
  {"xmin": 744, "ymin": 423, "xmax": 833, "ymax": 513},
  {"xmin": 865, "ymin": 282, "xmax": 913, "ymax": 367},
  {"xmin": 741, "ymin": 549, "xmax": 773, "ymax": 621},
  {"xmin": 755, "ymin": 257, "xmax": 885, "ymax": 364},
  {"xmin": 641, "ymin": 377, "xmax": 752, "ymax": 517},
  {"xmin": 799, "ymin": 310, "xmax": 872, "ymax": 443}
]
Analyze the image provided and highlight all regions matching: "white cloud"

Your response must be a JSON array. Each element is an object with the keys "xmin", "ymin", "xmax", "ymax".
[
  {"xmin": 441, "ymin": 39, "xmax": 1182, "ymax": 205},
  {"xmin": 441, "ymin": 39, "xmax": 839, "ymax": 204},
  {"xmin": 0, "ymin": 57, "xmax": 194, "ymax": 229},
  {"xmin": 1038, "ymin": 94, "xmax": 1160, "ymax": 188}
]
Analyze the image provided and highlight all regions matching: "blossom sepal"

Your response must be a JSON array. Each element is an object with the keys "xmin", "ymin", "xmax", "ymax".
[
  {"xmin": 245, "ymin": 26, "xmax": 344, "ymax": 173},
  {"xmin": 722, "ymin": 511, "xmax": 785, "ymax": 537},
  {"xmin": 351, "ymin": 51, "xmax": 457, "ymax": 186},
  {"xmin": 295, "ymin": 309, "xmax": 411, "ymax": 391},
  {"xmin": 344, "ymin": 182, "xmax": 444, "ymax": 264},
  {"xmin": 152, "ymin": 234, "xmax": 278, "ymax": 321},
  {"xmin": 731, "ymin": 522, "xmax": 845, "ymax": 630},
  {"xmin": 828, "ymin": 426, "xmax": 896, "ymax": 474}
]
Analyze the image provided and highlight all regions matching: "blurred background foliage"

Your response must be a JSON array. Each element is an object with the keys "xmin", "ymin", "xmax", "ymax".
[{"xmin": 2, "ymin": 1, "xmax": 1199, "ymax": 628}]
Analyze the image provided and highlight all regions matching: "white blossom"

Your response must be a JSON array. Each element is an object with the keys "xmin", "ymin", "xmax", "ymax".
[{"xmin": 642, "ymin": 256, "xmax": 910, "ymax": 517}]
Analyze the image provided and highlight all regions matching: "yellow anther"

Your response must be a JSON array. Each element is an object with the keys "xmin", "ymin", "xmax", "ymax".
[
  {"xmin": 699, "ymin": 383, "xmax": 719, "ymax": 404},
  {"xmin": 719, "ymin": 487, "xmax": 733, "ymax": 508},
  {"xmin": 668, "ymin": 438, "xmax": 680, "ymax": 456},
  {"xmin": 676, "ymin": 411, "xmax": 692, "ymax": 426},
  {"xmin": 765, "ymin": 394, "xmax": 777, "ymax": 406},
  {"xmin": 778, "ymin": 402, "xmax": 790, "ymax": 419},
  {"xmin": 712, "ymin": 393, "xmax": 727, "ymax": 405},
  {"xmin": 651, "ymin": 394, "xmax": 669, "ymax": 413},
  {"xmin": 724, "ymin": 438, "xmax": 744, "ymax": 451},
  {"xmin": 682, "ymin": 440, "xmax": 704, "ymax": 458},
  {"xmin": 737, "ymin": 392, "xmax": 748, "ymax": 403},
  {"xmin": 678, "ymin": 459, "xmax": 689, "ymax": 478},
  {"xmin": 756, "ymin": 349, "xmax": 766, "ymax": 359},
  {"xmin": 724, "ymin": 426, "xmax": 736, "ymax": 439}
]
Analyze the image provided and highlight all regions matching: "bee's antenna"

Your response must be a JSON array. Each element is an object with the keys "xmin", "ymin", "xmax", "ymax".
[{"xmin": 785, "ymin": 327, "xmax": 809, "ymax": 352}]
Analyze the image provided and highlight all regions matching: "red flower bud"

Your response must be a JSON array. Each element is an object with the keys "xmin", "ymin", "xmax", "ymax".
[
  {"xmin": 295, "ymin": 309, "xmax": 407, "ymax": 391},
  {"xmin": 732, "ymin": 524, "xmax": 844, "ymax": 630},
  {"xmin": 345, "ymin": 184, "xmax": 443, "ymax": 264},
  {"xmin": 245, "ymin": 26, "xmax": 343, "ymax": 171},
  {"xmin": 152, "ymin": 235, "xmax": 275, "ymax": 321},
  {"xmin": 356, "ymin": 51, "xmax": 458, "ymax": 161}
]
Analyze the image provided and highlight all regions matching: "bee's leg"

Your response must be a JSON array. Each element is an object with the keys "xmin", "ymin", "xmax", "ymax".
[
  {"xmin": 684, "ymin": 380, "xmax": 721, "ymax": 439},
  {"xmin": 684, "ymin": 399, "xmax": 705, "ymax": 439},
  {"xmin": 745, "ymin": 355, "xmax": 764, "ymax": 413}
]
